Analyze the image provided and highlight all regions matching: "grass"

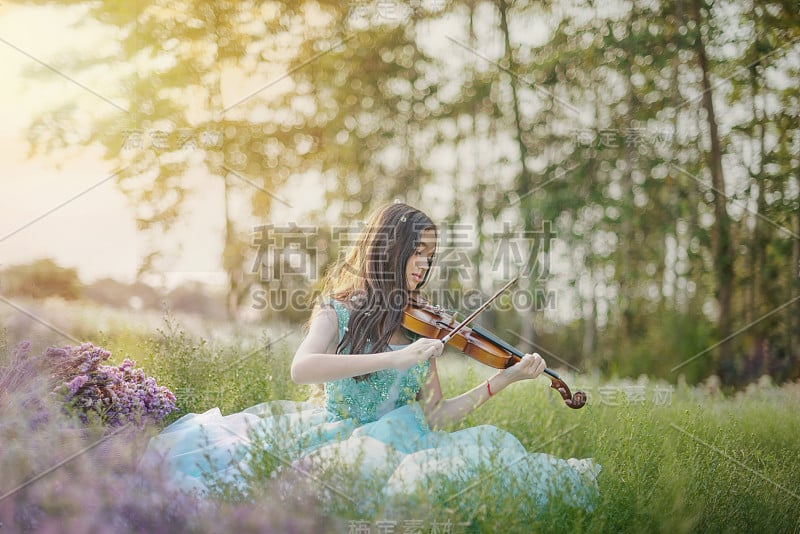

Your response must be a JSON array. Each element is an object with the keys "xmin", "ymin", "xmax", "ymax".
[
  {"xmin": 429, "ymin": 361, "xmax": 800, "ymax": 533},
  {"xmin": 1, "ymin": 300, "xmax": 799, "ymax": 533}
]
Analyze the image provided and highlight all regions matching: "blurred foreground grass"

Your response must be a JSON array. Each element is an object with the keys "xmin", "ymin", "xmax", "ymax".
[{"xmin": 1, "ymin": 302, "xmax": 799, "ymax": 533}]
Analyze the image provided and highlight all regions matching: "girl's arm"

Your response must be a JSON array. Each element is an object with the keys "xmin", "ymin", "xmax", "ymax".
[
  {"xmin": 418, "ymin": 353, "xmax": 546, "ymax": 430},
  {"xmin": 290, "ymin": 306, "xmax": 440, "ymax": 384}
]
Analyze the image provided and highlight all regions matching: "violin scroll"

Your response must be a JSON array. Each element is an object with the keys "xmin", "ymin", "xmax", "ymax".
[{"xmin": 547, "ymin": 374, "xmax": 586, "ymax": 409}]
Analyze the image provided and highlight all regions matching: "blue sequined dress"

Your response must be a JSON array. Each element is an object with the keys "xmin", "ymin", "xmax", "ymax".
[{"xmin": 141, "ymin": 300, "xmax": 600, "ymax": 512}]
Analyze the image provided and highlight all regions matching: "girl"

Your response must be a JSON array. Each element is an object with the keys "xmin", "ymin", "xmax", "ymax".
[
  {"xmin": 142, "ymin": 202, "xmax": 599, "ymax": 514},
  {"xmin": 291, "ymin": 201, "xmax": 551, "ymax": 429}
]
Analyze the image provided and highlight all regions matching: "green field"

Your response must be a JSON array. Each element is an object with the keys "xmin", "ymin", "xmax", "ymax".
[{"xmin": 1, "ymin": 304, "xmax": 799, "ymax": 533}]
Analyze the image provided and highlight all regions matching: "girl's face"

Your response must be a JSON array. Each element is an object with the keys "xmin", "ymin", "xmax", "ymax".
[{"xmin": 405, "ymin": 228, "xmax": 436, "ymax": 290}]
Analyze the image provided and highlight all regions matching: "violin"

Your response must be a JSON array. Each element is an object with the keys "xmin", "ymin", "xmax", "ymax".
[{"xmin": 402, "ymin": 296, "xmax": 587, "ymax": 409}]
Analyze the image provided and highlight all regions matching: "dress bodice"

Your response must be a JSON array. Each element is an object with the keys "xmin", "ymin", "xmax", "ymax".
[{"xmin": 323, "ymin": 299, "xmax": 429, "ymax": 424}]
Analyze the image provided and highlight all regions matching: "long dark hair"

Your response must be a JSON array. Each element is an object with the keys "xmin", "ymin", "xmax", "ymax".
[{"xmin": 321, "ymin": 202, "xmax": 436, "ymax": 356}]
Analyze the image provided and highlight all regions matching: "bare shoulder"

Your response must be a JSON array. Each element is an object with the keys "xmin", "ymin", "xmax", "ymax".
[{"xmin": 310, "ymin": 301, "xmax": 339, "ymax": 327}]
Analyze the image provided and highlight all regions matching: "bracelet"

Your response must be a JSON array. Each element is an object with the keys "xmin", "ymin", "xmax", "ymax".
[{"xmin": 486, "ymin": 380, "xmax": 494, "ymax": 397}]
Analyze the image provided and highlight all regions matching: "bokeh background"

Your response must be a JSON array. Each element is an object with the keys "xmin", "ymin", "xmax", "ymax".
[{"xmin": 1, "ymin": 0, "xmax": 798, "ymax": 388}]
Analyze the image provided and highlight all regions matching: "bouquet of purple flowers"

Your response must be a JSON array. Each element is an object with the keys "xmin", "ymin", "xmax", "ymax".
[{"xmin": 49, "ymin": 342, "xmax": 177, "ymax": 428}]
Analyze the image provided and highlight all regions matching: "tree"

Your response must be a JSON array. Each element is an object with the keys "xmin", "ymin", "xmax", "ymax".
[
  {"xmin": 18, "ymin": 1, "xmax": 295, "ymax": 316},
  {"xmin": 687, "ymin": 0, "xmax": 734, "ymax": 379},
  {"xmin": 726, "ymin": 0, "xmax": 800, "ymax": 380},
  {"xmin": 19, "ymin": 1, "xmax": 455, "ymax": 318},
  {"xmin": 0, "ymin": 258, "xmax": 82, "ymax": 300}
]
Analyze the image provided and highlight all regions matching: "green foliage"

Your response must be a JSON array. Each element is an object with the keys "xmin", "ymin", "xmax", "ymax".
[
  {"xmin": 127, "ymin": 312, "xmax": 308, "ymax": 424},
  {"xmin": 609, "ymin": 306, "xmax": 716, "ymax": 383},
  {"xmin": 0, "ymin": 258, "xmax": 82, "ymax": 300},
  {"xmin": 14, "ymin": 0, "xmax": 800, "ymax": 383}
]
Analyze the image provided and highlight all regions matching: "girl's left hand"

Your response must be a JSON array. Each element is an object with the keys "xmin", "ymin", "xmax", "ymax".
[{"xmin": 500, "ymin": 353, "xmax": 547, "ymax": 383}]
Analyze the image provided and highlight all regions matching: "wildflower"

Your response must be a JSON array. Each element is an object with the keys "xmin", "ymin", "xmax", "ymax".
[
  {"xmin": 65, "ymin": 375, "xmax": 89, "ymax": 396},
  {"xmin": 46, "ymin": 343, "xmax": 177, "ymax": 430}
]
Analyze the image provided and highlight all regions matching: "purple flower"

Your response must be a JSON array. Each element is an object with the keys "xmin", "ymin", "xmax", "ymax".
[
  {"xmin": 13, "ymin": 340, "xmax": 32, "ymax": 359},
  {"xmin": 65, "ymin": 375, "xmax": 89, "ymax": 395},
  {"xmin": 45, "ymin": 346, "xmax": 69, "ymax": 359},
  {"xmin": 48, "ymin": 342, "xmax": 177, "ymax": 429}
]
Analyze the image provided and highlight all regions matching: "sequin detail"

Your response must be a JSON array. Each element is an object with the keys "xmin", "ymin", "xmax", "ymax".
[{"xmin": 324, "ymin": 299, "xmax": 429, "ymax": 424}]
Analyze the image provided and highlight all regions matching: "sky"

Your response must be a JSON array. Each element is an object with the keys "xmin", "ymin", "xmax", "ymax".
[
  {"xmin": 0, "ymin": 2, "xmax": 491, "ymax": 290},
  {"xmin": 0, "ymin": 3, "xmax": 325, "ymax": 290},
  {"xmin": 1, "ymin": 4, "xmax": 163, "ymax": 285},
  {"xmin": 0, "ymin": 1, "xmax": 587, "ymax": 326}
]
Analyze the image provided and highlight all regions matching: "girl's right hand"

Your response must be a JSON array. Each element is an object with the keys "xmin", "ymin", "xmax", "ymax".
[{"xmin": 392, "ymin": 338, "xmax": 444, "ymax": 370}]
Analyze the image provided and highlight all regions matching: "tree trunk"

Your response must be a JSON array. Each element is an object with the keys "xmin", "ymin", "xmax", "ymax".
[
  {"xmin": 498, "ymin": 0, "xmax": 536, "ymax": 347},
  {"xmin": 222, "ymin": 173, "xmax": 242, "ymax": 321},
  {"xmin": 620, "ymin": 4, "xmax": 638, "ymax": 335},
  {"xmin": 689, "ymin": 0, "xmax": 734, "ymax": 380},
  {"xmin": 791, "ymin": 195, "xmax": 800, "ymax": 380},
  {"xmin": 748, "ymin": 2, "xmax": 767, "ymax": 327},
  {"xmin": 583, "ymin": 288, "xmax": 596, "ymax": 363}
]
